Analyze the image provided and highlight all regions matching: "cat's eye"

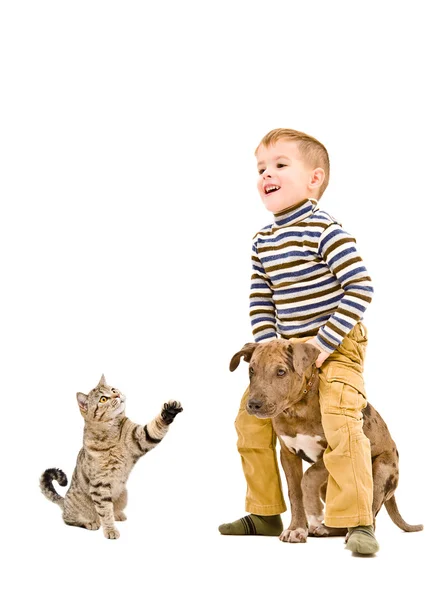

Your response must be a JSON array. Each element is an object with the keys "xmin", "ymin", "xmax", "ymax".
[{"xmin": 99, "ymin": 396, "xmax": 108, "ymax": 403}]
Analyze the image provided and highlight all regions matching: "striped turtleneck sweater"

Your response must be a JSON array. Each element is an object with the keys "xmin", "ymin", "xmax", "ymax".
[{"xmin": 249, "ymin": 198, "xmax": 374, "ymax": 353}]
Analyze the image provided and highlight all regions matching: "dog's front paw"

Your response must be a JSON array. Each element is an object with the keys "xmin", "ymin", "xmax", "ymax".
[
  {"xmin": 279, "ymin": 527, "xmax": 308, "ymax": 543},
  {"xmin": 310, "ymin": 523, "xmax": 345, "ymax": 537},
  {"xmin": 161, "ymin": 401, "xmax": 183, "ymax": 424}
]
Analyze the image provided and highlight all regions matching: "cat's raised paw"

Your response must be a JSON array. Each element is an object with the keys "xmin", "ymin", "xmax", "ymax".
[
  {"xmin": 104, "ymin": 527, "xmax": 120, "ymax": 539},
  {"xmin": 114, "ymin": 512, "xmax": 127, "ymax": 522},
  {"xmin": 161, "ymin": 401, "xmax": 183, "ymax": 424}
]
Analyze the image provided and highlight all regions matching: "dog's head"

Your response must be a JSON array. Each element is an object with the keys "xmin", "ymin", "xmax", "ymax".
[{"xmin": 230, "ymin": 340, "xmax": 319, "ymax": 418}]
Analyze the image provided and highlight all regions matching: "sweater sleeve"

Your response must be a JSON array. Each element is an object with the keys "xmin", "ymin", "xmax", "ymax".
[
  {"xmin": 249, "ymin": 238, "xmax": 277, "ymax": 342},
  {"xmin": 316, "ymin": 223, "xmax": 374, "ymax": 353}
]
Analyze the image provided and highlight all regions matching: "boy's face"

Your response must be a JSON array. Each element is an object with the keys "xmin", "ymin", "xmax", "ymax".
[{"xmin": 256, "ymin": 140, "xmax": 322, "ymax": 213}]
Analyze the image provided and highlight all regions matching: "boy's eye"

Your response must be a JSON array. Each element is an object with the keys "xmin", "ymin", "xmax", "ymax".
[
  {"xmin": 99, "ymin": 396, "xmax": 108, "ymax": 403},
  {"xmin": 258, "ymin": 164, "xmax": 286, "ymax": 174}
]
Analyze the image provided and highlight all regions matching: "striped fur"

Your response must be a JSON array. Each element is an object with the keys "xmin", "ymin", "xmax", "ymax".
[
  {"xmin": 40, "ymin": 375, "xmax": 182, "ymax": 539},
  {"xmin": 250, "ymin": 198, "xmax": 374, "ymax": 352}
]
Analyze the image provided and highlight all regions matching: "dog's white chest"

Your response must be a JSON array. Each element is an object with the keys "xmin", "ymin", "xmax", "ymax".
[{"xmin": 280, "ymin": 433, "xmax": 323, "ymax": 463}]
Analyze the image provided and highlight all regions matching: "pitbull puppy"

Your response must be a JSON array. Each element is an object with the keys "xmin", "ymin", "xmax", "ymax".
[{"xmin": 231, "ymin": 340, "xmax": 423, "ymax": 543}]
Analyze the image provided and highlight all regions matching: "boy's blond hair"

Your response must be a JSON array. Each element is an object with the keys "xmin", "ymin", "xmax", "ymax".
[{"xmin": 255, "ymin": 128, "xmax": 330, "ymax": 199}]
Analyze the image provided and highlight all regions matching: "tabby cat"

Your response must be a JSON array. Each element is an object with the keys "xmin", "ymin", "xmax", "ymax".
[{"xmin": 40, "ymin": 374, "xmax": 183, "ymax": 539}]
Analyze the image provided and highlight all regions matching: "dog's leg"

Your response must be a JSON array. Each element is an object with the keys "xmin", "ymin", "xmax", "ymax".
[
  {"xmin": 279, "ymin": 443, "xmax": 308, "ymax": 543},
  {"xmin": 302, "ymin": 459, "xmax": 326, "ymax": 531},
  {"xmin": 320, "ymin": 481, "xmax": 327, "ymax": 502},
  {"xmin": 371, "ymin": 450, "xmax": 399, "ymax": 522},
  {"xmin": 302, "ymin": 460, "xmax": 347, "ymax": 537}
]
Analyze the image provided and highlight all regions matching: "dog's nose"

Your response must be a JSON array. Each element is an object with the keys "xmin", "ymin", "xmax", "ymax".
[{"xmin": 248, "ymin": 400, "xmax": 263, "ymax": 411}]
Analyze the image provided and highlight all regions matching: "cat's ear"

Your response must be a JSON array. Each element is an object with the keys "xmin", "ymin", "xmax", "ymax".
[
  {"xmin": 77, "ymin": 393, "xmax": 88, "ymax": 412},
  {"xmin": 98, "ymin": 374, "xmax": 106, "ymax": 387}
]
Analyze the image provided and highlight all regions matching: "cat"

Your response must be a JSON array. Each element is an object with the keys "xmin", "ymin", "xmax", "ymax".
[{"xmin": 40, "ymin": 374, "xmax": 183, "ymax": 539}]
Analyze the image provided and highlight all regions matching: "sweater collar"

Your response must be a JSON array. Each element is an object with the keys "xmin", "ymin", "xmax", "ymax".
[{"xmin": 273, "ymin": 198, "xmax": 318, "ymax": 228}]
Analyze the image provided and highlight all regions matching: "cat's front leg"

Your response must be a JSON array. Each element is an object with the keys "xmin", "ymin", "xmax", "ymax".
[
  {"xmin": 90, "ymin": 484, "xmax": 119, "ymax": 539},
  {"xmin": 130, "ymin": 401, "xmax": 183, "ymax": 457},
  {"xmin": 114, "ymin": 488, "xmax": 128, "ymax": 521}
]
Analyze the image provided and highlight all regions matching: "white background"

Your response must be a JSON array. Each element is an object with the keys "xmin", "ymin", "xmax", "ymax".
[{"xmin": 1, "ymin": 1, "xmax": 445, "ymax": 598}]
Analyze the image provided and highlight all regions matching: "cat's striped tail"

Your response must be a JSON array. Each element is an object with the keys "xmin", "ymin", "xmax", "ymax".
[{"xmin": 40, "ymin": 468, "xmax": 68, "ymax": 509}]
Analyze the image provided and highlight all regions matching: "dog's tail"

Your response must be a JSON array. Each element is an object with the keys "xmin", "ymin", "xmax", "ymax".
[
  {"xmin": 384, "ymin": 495, "xmax": 423, "ymax": 532},
  {"xmin": 40, "ymin": 468, "xmax": 67, "ymax": 509}
]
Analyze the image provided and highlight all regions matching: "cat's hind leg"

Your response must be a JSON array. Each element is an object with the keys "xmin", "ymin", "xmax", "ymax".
[
  {"xmin": 65, "ymin": 519, "xmax": 100, "ymax": 530},
  {"xmin": 114, "ymin": 488, "xmax": 128, "ymax": 521},
  {"xmin": 63, "ymin": 488, "xmax": 100, "ymax": 531}
]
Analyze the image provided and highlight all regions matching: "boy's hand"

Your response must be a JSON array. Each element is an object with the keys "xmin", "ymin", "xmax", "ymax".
[{"xmin": 305, "ymin": 338, "xmax": 330, "ymax": 368}]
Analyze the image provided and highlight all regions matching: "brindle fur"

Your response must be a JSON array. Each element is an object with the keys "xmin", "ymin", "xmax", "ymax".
[
  {"xmin": 230, "ymin": 340, "xmax": 423, "ymax": 543},
  {"xmin": 40, "ymin": 375, "xmax": 182, "ymax": 539}
]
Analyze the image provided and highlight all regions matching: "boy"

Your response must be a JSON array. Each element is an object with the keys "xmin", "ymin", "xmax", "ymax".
[{"xmin": 219, "ymin": 129, "xmax": 378, "ymax": 554}]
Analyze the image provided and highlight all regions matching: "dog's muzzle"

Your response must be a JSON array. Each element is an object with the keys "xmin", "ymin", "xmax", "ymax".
[
  {"xmin": 247, "ymin": 399, "xmax": 263, "ymax": 413},
  {"xmin": 246, "ymin": 399, "xmax": 275, "ymax": 418}
]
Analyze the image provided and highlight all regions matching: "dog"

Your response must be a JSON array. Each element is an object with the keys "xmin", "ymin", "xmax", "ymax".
[{"xmin": 230, "ymin": 339, "xmax": 423, "ymax": 543}]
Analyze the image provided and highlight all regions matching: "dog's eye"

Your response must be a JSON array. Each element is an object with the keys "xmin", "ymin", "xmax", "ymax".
[
  {"xmin": 249, "ymin": 367, "xmax": 254, "ymax": 376},
  {"xmin": 277, "ymin": 369, "xmax": 286, "ymax": 377}
]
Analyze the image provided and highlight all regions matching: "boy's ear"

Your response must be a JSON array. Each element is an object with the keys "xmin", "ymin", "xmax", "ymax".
[
  {"xmin": 77, "ymin": 393, "xmax": 88, "ymax": 412},
  {"xmin": 292, "ymin": 343, "xmax": 320, "ymax": 378},
  {"xmin": 309, "ymin": 167, "xmax": 325, "ymax": 190},
  {"xmin": 229, "ymin": 343, "xmax": 258, "ymax": 372}
]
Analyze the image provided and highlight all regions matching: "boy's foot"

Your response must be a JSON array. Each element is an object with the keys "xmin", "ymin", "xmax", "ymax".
[
  {"xmin": 345, "ymin": 525, "xmax": 379, "ymax": 555},
  {"xmin": 218, "ymin": 514, "xmax": 283, "ymax": 536}
]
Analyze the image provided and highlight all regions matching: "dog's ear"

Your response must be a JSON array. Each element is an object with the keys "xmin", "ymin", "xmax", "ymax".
[
  {"xmin": 292, "ymin": 343, "xmax": 320, "ymax": 377},
  {"xmin": 229, "ymin": 343, "xmax": 258, "ymax": 372}
]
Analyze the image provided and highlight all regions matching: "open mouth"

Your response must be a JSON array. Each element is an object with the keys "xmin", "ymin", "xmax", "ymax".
[{"xmin": 264, "ymin": 185, "xmax": 281, "ymax": 195}]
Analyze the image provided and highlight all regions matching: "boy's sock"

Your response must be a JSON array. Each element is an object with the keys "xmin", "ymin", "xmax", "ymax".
[
  {"xmin": 218, "ymin": 514, "xmax": 283, "ymax": 536},
  {"xmin": 345, "ymin": 525, "xmax": 379, "ymax": 554}
]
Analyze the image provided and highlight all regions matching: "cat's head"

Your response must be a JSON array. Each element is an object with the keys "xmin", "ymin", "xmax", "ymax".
[{"xmin": 77, "ymin": 375, "xmax": 126, "ymax": 422}]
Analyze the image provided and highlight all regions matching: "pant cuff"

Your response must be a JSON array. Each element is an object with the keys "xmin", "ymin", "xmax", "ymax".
[
  {"xmin": 246, "ymin": 501, "xmax": 287, "ymax": 516},
  {"xmin": 324, "ymin": 513, "xmax": 373, "ymax": 528}
]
